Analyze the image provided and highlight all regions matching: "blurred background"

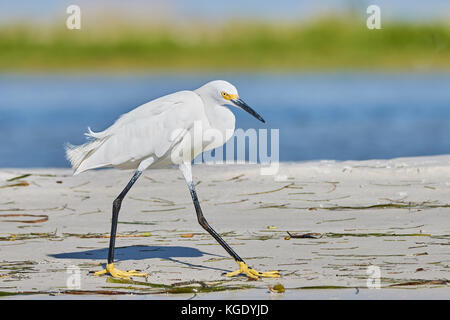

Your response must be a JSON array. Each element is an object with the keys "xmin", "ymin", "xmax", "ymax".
[{"xmin": 0, "ymin": 0, "xmax": 449, "ymax": 167}]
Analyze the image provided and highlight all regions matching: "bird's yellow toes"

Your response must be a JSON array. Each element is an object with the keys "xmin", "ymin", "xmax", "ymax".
[
  {"xmin": 93, "ymin": 263, "xmax": 147, "ymax": 280},
  {"xmin": 93, "ymin": 268, "xmax": 108, "ymax": 276},
  {"xmin": 226, "ymin": 261, "xmax": 280, "ymax": 280}
]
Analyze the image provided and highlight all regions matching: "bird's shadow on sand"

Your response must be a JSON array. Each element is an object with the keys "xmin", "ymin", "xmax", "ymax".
[{"xmin": 49, "ymin": 245, "xmax": 230, "ymax": 273}]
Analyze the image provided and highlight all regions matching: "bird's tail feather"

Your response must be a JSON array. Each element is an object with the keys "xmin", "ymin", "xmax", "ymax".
[
  {"xmin": 64, "ymin": 138, "xmax": 105, "ymax": 175},
  {"xmin": 84, "ymin": 126, "xmax": 105, "ymax": 140}
]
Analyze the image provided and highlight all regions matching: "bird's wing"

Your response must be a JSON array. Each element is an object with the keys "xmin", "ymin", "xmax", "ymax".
[
  {"xmin": 73, "ymin": 90, "xmax": 205, "ymax": 173},
  {"xmin": 86, "ymin": 90, "xmax": 196, "ymax": 140}
]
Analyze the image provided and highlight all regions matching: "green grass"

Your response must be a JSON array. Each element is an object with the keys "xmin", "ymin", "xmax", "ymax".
[{"xmin": 0, "ymin": 17, "xmax": 449, "ymax": 71}]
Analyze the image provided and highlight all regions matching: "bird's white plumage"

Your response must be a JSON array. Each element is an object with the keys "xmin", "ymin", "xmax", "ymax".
[
  {"xmin": 69, "ymin": 80, "xmax": 278, "ymax": 280},
  {"xmin": 66, "ymin": 80, "xmax": 238, "ymax": 175}
]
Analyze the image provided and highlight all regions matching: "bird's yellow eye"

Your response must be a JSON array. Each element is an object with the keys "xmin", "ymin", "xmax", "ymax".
[{"xmin": 221, "ymin": 92, "xmax": 238, "ymax": 100}]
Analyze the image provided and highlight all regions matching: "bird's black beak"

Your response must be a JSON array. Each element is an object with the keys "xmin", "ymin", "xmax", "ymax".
[{"xmin": 231, "ymin": 98, "xmax": 265, "ymax": 123}]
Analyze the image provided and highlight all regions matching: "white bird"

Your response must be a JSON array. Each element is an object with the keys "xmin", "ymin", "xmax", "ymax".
[{"xmin": 65, "ymin": 80, "xmax": 279, "ymax": 280}]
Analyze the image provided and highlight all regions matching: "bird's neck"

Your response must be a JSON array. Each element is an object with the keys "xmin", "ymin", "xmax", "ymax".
[{"xmin": 194, "ymin": 91, "xmax": 235, "ymax": 140}]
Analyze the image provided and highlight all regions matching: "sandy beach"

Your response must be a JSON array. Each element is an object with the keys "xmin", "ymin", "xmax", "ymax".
[{"xmin": 0, "ymin": 156, "xmax": 449, "ymax": 299}]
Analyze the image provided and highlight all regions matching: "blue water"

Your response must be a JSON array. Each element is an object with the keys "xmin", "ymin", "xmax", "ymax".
[{"xmin": 0, "ymin": 72, "xmax": 449, "ymax": 168}]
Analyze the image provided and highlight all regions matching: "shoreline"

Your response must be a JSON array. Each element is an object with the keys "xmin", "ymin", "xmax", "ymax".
[{"xmin": 1, "ymin": 155, "xmax": 449, "ymax": 299}]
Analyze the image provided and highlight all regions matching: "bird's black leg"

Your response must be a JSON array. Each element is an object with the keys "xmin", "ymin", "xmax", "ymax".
[
  {"xmin": 187, "ymin": 181, "xmax": 244, "ymax": 262},
  {"xmin": 94, "ymin": 170, "xmax": 147, "ymax": 279},
  {"xmin": 185, "ymin": 179, "xmax": 280, "ymax": 280},
  {"xmin": 108, "ymin": 170, "xmax": 142, "ymax": 264}
]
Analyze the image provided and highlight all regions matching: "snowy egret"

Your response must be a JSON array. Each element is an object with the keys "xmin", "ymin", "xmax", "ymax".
[{"xmin": 65, "ymin": 80, "xmax": 279, "ymax": 280}]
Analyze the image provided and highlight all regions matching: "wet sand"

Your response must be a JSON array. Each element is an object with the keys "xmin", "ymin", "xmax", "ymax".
[{"xmin": 0, "ymin": 156, "xmax": 449, "ymax": 299}]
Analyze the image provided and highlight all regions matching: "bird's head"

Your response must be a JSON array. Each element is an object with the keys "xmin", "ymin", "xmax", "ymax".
[{"xmin": 198, "ymin": 80, "xmax": 265, "ymax": 123}]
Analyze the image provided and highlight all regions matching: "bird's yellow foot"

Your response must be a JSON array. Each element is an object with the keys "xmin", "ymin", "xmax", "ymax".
[
  {"xmin": 93, "ymin": 263, "xmax": 147, "ymax": 280},
  {"xmin": 226, "ymin": 261, "xmax": 280, "ymax": 280}
]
